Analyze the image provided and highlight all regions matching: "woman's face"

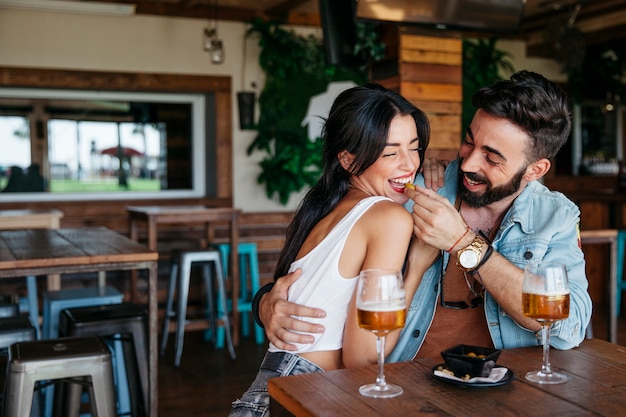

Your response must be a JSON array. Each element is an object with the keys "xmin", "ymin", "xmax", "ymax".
[{"xmin": 351, "ymin": 114, "xmax": 421, "ymax": 204}]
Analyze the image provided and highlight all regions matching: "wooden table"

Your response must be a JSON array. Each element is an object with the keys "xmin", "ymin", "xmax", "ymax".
[
  {"xmin": 0, "ymin": 227, "xmax": 160, "ymax": 417},
  {"xmin": 580, "ymin": 229, "xmax": 618, "ymax": 343},
  {"xmin": 0, "ymin": 208, "xmax": 64, "ymax": 230},
  {"xmin": 0, "ymin": 208, "xmax": 64, "ymax": 289},
  {"xmin": 269, "ymin": 338, "xmax": 626, "ymax": 416},
  {"xmin": 127, "ymin": 205, "xmax": 243, "ymax": 344}
]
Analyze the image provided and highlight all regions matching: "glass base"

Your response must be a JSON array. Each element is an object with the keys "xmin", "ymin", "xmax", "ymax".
[
  {"xmin": 359, "ymin": 383, "xmax": 403, "ymax": 398},
  {"xmin": 525, "ymin": 370, "xmax": 569, "ymax": 384}
]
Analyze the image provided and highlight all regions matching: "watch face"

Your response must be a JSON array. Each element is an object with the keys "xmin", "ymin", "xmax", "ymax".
[{"xmin": 459, "ymin": 249, "xmax": 479, "ymax": 268}]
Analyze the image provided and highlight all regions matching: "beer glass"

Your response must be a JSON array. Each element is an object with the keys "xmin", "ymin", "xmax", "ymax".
[
  {"xmin": 522, "ymin": 262, "xmax": 570, "ymax": 384},
  {"xmin": 356, "ymin": 269, "xmax": 406, "ymax": 398}
]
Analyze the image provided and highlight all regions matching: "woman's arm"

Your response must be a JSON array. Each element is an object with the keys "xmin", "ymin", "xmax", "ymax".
[{"xmin": 341, "ymin": 202, "xmax": 429, "ymax": 368}]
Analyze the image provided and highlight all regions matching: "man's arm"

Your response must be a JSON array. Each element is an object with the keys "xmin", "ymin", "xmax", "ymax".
[
  {"xmin": 471, "ymin": 251, "xmax": 541, "ymax": 331},
  {"xmin": 405, "ymin": 184, "xmax": 541, "ymax": 331},
  {"xmin": 254, "ymin": 269, "xmax": 326, "ymax": 351},
  {"xmin": 474, "ymin": 222, "xmax": 591, "ymax": 344},
  {"xmin": 404, "ymin": 183, "xmax": 592, "ymax": 338}
]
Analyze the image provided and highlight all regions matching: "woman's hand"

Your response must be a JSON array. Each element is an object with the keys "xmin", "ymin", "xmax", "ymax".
[{"xmin": 421, "ymin": 158, "xmax": 449, "ymax": 191}]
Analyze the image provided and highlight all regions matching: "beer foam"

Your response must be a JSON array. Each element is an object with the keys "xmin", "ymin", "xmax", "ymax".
[{"xmin": 357, "ymin": 300, "xmax": 405, "ymax": 311}]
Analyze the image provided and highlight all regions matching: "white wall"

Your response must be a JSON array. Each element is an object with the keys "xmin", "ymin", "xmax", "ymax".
[
  {"xmin": 0, "ymin": 9, "xmax": 564, "ymax": 212},
  {"xmin": 496, "ymin": 39, "xmax": 568, "ymax": 83}
]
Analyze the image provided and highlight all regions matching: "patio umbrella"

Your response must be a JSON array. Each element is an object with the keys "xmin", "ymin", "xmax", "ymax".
[{"xmin": 98, "ymin": 146, "xmax": 144, "ymax": 157}]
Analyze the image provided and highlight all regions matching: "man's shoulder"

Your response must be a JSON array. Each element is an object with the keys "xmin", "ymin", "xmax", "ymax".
[
  {"xmin": 524, "ymin": 181, "xmax": 578, "ymax": 208},
  {"xmin": 514, "ymin": 181, "xmax": 580, "ymax": 223}
]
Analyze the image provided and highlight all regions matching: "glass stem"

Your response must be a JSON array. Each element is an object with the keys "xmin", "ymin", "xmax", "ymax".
[
  {"xmin": 375, "ymin": 335, "xmax": 387, "ymax": 388},
  {"xmin": 541, "ymin": 324, "xmax": 552, "ymax": 375}
]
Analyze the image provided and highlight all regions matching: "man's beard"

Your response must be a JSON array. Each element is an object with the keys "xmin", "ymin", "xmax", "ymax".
[{"xmin": 458, "ymin": 166, "xmax": 526, "ymax": 208}]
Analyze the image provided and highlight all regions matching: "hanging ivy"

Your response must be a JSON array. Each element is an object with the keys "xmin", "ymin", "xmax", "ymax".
[{"xmin": 246, "ymin": 18, "xmax": 384, "ymax": 205}]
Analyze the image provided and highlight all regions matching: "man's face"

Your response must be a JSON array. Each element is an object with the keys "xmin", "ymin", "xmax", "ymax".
[
  {"xmin": 457, "ymin": 110, "xmax": 531, "ymax": 208},
  {"xmin": 457, "ymin": 163, "xmax": 526, "ymax": 207}
]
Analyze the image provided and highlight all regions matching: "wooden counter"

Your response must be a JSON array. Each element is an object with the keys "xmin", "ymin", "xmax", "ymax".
[{"xmin": 545, "ymin": 176, "xmax": 625, "ymax": 313}]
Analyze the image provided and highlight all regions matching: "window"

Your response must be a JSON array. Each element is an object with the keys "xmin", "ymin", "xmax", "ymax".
[{"xmin": 0, "ymin": 88, "xmax": 206, "ymax": 201}]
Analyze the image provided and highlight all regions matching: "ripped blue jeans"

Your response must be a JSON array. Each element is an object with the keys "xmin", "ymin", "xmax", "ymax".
[{"xmin": 229, "ymin": 351, "xmax": 324, "ymax": 417}]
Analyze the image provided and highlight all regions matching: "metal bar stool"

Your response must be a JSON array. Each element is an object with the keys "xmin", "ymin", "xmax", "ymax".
[
  {"xmin": 0, "ymin": 294, "xmax": 19, "ymax": 319},
  {"xmin": 59, "ymin": 302, "xmax": 149, "ymax": 417},
  {"xmin": 0, "ymin": 316, "xmax": 39, "ymax": 415},
  {"xmin": 3, "ymin": 336, "xmax": 116, "ymax": 417},
  {"xmin": 41, "ymin": 286, "xmax": 123, "ymax": 417},
  {"xmin": 17, "ymin": 276, "xmax": 41, "ymax": 339},
  {"xmin": 0, "ymin": 315, "xmax": 37, "ymax": 351},
  {"xmin": 213, "ymin": 242, "xmax": 265, "ymax": 347},
  {"xmin": 160, "ymin": 249, "xmax": 236, "ymax": 367}
]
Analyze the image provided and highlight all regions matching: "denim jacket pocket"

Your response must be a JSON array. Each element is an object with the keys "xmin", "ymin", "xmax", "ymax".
[{"xmin": 496, "ymin": 238, "xmax": 549, "ymax": 268}]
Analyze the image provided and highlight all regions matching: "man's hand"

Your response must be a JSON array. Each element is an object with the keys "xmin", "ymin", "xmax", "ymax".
[
  {"xmin": 421, "ymin": 158, "xmax": 449, "ymax": 191},
  {"xmin": 259, "ymin": 269, "xmax": 326, "ymax": 351}
]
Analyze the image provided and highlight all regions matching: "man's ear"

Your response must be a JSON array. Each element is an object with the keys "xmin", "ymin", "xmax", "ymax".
[
  {"xmin": 524, "ymin": 158, "xmax": 551, "ymax": 181},
  {"xmin": 339, "ymin": 151, "xmax": 355, "ymax": 171}
]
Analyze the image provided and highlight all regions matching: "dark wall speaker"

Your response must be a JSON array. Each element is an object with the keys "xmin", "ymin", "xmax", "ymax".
[
  {"xmin": 319, "ymin": 0, "xmax": 357, "ymax": 67},
  {"xmin": 237, "ymin": 91, "xmax": 255, "ymax": 130}
]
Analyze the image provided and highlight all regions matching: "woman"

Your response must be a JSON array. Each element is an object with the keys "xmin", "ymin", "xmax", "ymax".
[{"xmin": 230, "ymin": 83, "xmax": 430, "ymax": 417}]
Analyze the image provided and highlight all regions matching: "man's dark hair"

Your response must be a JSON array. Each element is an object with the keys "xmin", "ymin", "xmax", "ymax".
[{"xmin": 472, "ymin": 70, "xmax": 572, "ymax": 162}]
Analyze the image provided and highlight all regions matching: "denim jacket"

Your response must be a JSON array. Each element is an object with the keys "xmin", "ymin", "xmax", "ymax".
[{"xmin": 387, "ymin": 159, "xmax": 593, "ymax": 363}]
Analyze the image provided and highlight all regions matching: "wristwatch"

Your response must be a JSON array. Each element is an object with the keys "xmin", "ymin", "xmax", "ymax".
[{"xmin": 456, "ymin": 235, "xmax": 488, "ymax": 272}]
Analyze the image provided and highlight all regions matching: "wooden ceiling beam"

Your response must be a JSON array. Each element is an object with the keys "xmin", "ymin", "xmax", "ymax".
[
  {"xmin": 266, "ymin": 0, "xmax": 311, "ymax": 16},
  {"xmin": 119, "ymin": 0, "xmax": 320, "ymax": 25},
  {"xmin": 523, "ymin": 1, "xmax": 626, "ymax": 57}
]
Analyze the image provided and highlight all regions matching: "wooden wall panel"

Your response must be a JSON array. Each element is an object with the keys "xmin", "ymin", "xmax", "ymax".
[
  {"xmin": 399, "ymin": 34, "xmax": 462, "ymax": 152},
  {"xmin": 401, "ymin": 35, "xmax": 463, "ymax": 54},
  {"xmin": 215, "ymin": 89, "xmax": 233, "ymax": 199},
  {"xmin": 427, "ymin": 114, "xmax": 462, "ymax": 150},
  {"xmin": 406, "ymin": 100, "xmax": 462, "ymax": 115},
  {"xmin": 400, "ymin": 62, "xmax": 462, "ymax": 84},
  {"xmin": 373, "ymin": 30, "xmax": 463, "ymax": 153},
  {"xmin": 400, "ymin": 49, "xmax": 462, "ymax": 66},
  {"xmin": 400, "ymin": 81, "xmax": 462, "ymax": 102}
]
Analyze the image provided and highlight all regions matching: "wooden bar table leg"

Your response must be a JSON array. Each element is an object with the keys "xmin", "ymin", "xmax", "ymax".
[
  {"xmin": 147, "ymin": 217, "xmax": 158, "ymax": 252},
  {"xmin": 204, "ymin": 222, "xmax": 215, "ymax": 249},
  {"xmin": 148, "ymin": 260, "xmax": 159, "ymax": 417},
  {"xmin": 132, "ymin": 217, "xmax": 157, "ymax": 303},
  {"xmin": 129, "ymin": 216, "xmax": 140, "ymax": 303},
  {"xmin": 46, "ymin": 274, "xmax": 61, "ymax": 291},
  {"xmin": 609, "ymin": 236, "xmax": 617, "ymax": 344}
]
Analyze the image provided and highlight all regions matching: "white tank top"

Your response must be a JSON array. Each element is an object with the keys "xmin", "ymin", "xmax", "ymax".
[{"xmin": 268, "ymin": 196, "xmax": 391, "ymax": 354}]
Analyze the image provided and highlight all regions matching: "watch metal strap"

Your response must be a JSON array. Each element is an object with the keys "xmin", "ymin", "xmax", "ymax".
[{"xmin": 470, "ymin": 242, "xmax": 493, "ymax": 274}]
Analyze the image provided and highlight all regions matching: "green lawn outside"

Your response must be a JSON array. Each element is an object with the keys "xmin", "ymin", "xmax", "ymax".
[
  {"xmin": 0, "ymin": 177, "xmax": 161, "ymax": 193},
  {"xmin": 50, "ymin": 178, "xmax": 161, "ymax": 192}
]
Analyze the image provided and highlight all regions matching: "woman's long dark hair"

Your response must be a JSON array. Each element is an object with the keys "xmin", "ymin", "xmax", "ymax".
[{"xmin": 274, "ymin": 83, "xmax": 430, "ymax": 279}]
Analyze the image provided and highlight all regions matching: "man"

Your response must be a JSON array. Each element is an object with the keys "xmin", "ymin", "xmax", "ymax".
[{"xmin": 253, "ymin": 70, "xmax": 592, "ymax": 361}]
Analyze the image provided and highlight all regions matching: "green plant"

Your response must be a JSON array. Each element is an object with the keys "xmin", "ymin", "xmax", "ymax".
[
  {"xmin": 462, "ymin": 37, "xmax": 514, "ymax": 139},
  {"xmin": 246, "ymin": 18, "xmax": 384, "ymax": 204},
  {"xmin": 568, "ymin": 41, "xmax": 626, "ymax": 104}
]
